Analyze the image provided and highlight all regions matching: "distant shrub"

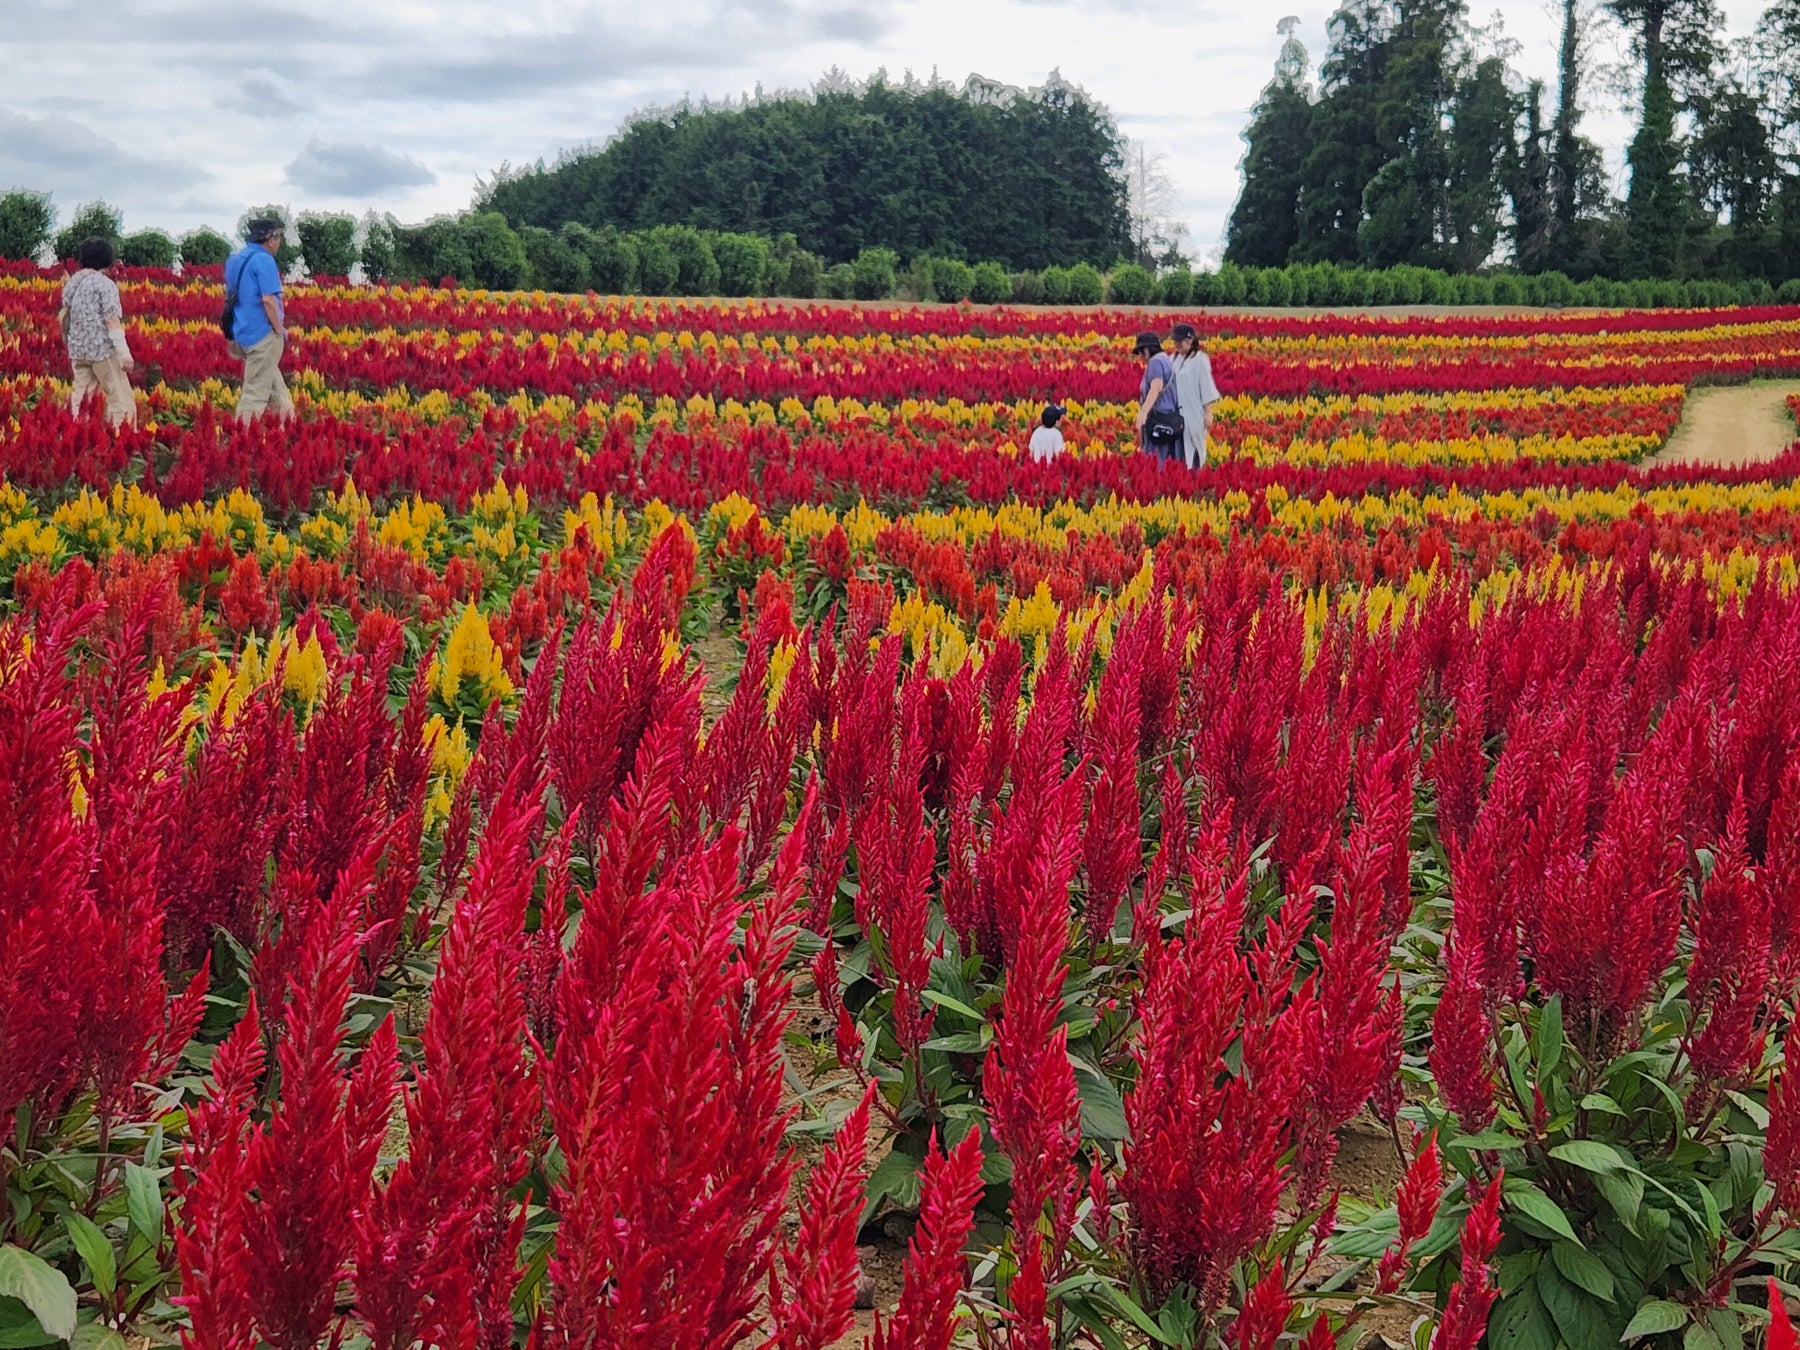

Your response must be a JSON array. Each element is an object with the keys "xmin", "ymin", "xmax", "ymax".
[
  {"xmin": 1107, "ymin": 262, "xmax": 1155, "ymax": 305},
  {"xmin": 179, "ymin": 228, "xmax": 232, "ymax": 268},
  {"xmin": 296, "ymin": 212, "xmax": 358, "ymax": 278},
  {"xmin": 53, "ymin": 201, "xmax": 124, "ymax": 262},
  {"xmin": 1156, "ymin": 268, "xmax": 1194, "ymax": 306},
  {"xmin": 823, "ymin": 262, "xmax": 855, "ymax": 300},
  {"xmin": 1010, "ymin": 270, "xmax": 1046, "ymax": 304},
  {"xmin": 521, "ymin": 224, "xmax": 591, "ymax": 293},
  {"xmin": 1248, "ymin": 267, "xmax": 1292, "ymax": 306},
  {"xmin": 1214, "ymin": 264, "xmax": 1249, "ymax": 306},
  {"xmin": 0, "ymin": 190, "xmax": 54, "ymax": 262},
  {"xmin": 1489, "ymin": 273, "xmax": 1523, "ymax": 305},
  {"xmin": 1065, "ymin": 262, "xmax": 1104, "ymax": 304},
  {"xmin": 969, "ymin": 260, "xmax": 1010, "ymax": 304},
  {"xmin": 118, "ymin": 229, "xmax": 177, "ymax": 269},
  {"xmin": 648, "ymin": 225, "xmax": 720, "ymax": 296},
  {"xmin": 634, "ymin": 233, "xmax": 678, "ymax": 294},
  {"xmin": 851, "ymin": 247, "xmax": 899, "ymax": 300},
  {"xmin": 712, "ymin": 232, "xmax": 772, "ymax": 296},
  {"xmin": 929, "ymin": 257, "xmax": 975, "ymax": 302},
  {"xmin": 781, "ymin": 249, "xmax": 823, "ymax": 298},
  {"xmin": 1039, "ymin": 265, "xmax": 1072, "ymax": 304}
]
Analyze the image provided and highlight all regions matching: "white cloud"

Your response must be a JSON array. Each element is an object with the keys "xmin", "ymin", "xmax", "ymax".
[{"xmin": 0, "ymin": 0, "xmax": 1772, "ymax": 251}]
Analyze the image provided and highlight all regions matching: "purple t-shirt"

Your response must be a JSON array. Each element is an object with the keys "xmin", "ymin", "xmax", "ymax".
[{"xmin": 1140, "ymin": 352, "xmax": 1179, "ymax": 414}]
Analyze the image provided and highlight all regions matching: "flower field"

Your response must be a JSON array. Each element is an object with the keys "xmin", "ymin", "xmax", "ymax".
[{"xmin": 3, "ymin": 261, "xmax": 1800, "ymax": 1350}]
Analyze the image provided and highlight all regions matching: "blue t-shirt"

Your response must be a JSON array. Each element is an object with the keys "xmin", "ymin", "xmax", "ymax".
[
  {"xmin": 225, "ymin": 244, "xmax": 282, "ymax": 348},
  {"xmin": 1140, "ymin": 352, "xmax": 1179, "ymax": 414}
]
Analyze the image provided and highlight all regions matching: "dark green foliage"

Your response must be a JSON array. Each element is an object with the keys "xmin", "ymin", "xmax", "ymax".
[
  {"xmin": 119, "ymin": 229, "xmax": 177, "ymax": 269},
  {"xmin": 850, "ymin": 247, "xmax": 897, "ymax": 300},
  {"xmin": 1064, "ymin": 263, "xmax": 1103, "ymax": 304},
  {"xmin": 53, "ymin": 201, "xmax": 124, "ymax": 262},
  {"xmin": 635, "ymin": 233, "xmax": 679, "ymax": 295},
  {"xmin": 1624, "ymin": 71, "xmax": 1689, "ymax": 277},
  {"xmin": 179, "ymin": 228, "xmax": 232, "ymax": 267},
  {"xmin": 1227, "ymin": 26, "xmax": 1315, "ymax": 267},
  {"xmin": 1106, "ymin": 263, "xmax": 1154, "ymax": 305},
  {"xmin": 295, "ymin": 212, "xmax": 358, "ymax": 278},
  {"xmin": 823, "ymin": 262, "xmax": 855, "ymax": 300},
  {"xmin": 459, "ymin": 212, "xmax": 530, "ymax": 291},
  {"xmin": 584, "ymin": 227, "xmax": 641, "ymax": 294},
  {"xmin": 478, "ymin": 76, "xmax": 1132, "ymax": 271},
  {"xmin": 521, "ymin": 224, "xmax": 592, "ymax": 293},
  {"xmin": 0, "ymin": 190, "xmax": 54, "ymax": 262},
  {"xmin": 1156, "ymin": 268, "xmax": 1195, "ymax": 305},
  {"xmin": 1010, "ymin": 270, "xmax": 1046, "ymax": 304},
  {"xmin": 928, "ymin": 257, "xmax": 975, "ymax": 302},
  {"xmin": 1248, "ymin": 266, "xmax": 1294, "ymax": 305},
  {"xmin": 1040, "ymin": 265, "xmax": 1072, "ymax": 304},
  {"xmin": 969, "ymin": 260, "xmax": 1010, "ymax": 304},
  {"xmin": 780, "ymin": 248, "xmax": 824, "ymax": 298},
  {"xmin": 359, "ymin": 214, "xmax": 398, "ymax": 283},
  {"xmin": 712, "ymin": 232, "xmax": 772, "ymax": 296},
  {"xmin": 648, "ymin": 225, "xmax": 720, "ymax": 296},
  {"xmin": 395, "ymin": 217, "xmax": 473, "ymax": 285}
]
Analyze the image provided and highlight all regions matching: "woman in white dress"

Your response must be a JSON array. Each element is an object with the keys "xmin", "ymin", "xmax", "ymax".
[{"xmin": 1169, "ymin": 322, "xmax": 1221, "ymax": 469}]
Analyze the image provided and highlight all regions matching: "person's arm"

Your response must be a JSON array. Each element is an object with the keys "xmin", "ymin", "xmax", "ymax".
[
  {"xmin": 258, "ymin": 252, "xmax": 286, "ymax": 338},
  {"xmin": 102, "ymin": 283, "xmax": 132, "ymax": 369},
  {"xmin": 1136, "ymin": 378, "xmax": 1165, "ymax": 429}
]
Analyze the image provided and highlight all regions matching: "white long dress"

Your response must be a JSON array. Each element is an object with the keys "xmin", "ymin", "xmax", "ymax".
[{"xmin": 1171, "ymin": 350, "xmax": 1222, "ymax": 468}]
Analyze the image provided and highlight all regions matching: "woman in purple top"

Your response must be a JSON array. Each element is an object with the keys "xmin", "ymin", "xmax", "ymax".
[{"xmin": 1133, "ymin": 330, "xmax": 1183, "ymax": 462}]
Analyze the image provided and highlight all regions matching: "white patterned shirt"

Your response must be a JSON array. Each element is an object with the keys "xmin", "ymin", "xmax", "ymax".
[{"xmin": 61, "ymin": 269, "xmax": 122, "ymax": 363}]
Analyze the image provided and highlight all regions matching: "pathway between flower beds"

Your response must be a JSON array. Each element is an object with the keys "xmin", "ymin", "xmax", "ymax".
[{"xmin": 1651, "ymin": 379, "xmax": 1800, "ymax": 468}]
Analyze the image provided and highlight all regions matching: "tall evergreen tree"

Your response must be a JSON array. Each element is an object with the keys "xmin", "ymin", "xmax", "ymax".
[
  {"xmin": 1609, "ymin": 0, "xmax": 1724, "ymax": 274},
  {"xmin": 1514, "ymin": 82, "xmax": 1557, "ymax": 271},
  {"xmin": 1295, "ymin": 0, "xmax": 1396, "ymax": 262},
  {"xmin": 1444, "ymin": 53, "xmax": 1518, "ymax": 270},
  {"xmin": 1225, "ymin": 19, "xmax": 1315, "ymax": 267}
]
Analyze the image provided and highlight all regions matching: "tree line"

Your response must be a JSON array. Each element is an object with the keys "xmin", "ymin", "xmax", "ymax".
[
  {"xmin": 1226, "ymin": 0, "xmax": 1800, "ymax": 282},
  {"xmin": 476, "ymin": 71, "xmax": 1136, "ymax": 272}
]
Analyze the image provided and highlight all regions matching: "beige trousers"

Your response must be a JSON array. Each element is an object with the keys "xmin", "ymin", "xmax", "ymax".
[
  {"xmin": 70, "ymin": 355, "xmax": 137, "ymax": 427},
  {"xmin": 232, "ymin": 332, "xmax": 294, "ymax": 421}
]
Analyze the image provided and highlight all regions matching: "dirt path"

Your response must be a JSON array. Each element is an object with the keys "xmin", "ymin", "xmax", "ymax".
[{"xmin": 1649, "ymin": 380, "xmax": 1800, "ymax": 468}]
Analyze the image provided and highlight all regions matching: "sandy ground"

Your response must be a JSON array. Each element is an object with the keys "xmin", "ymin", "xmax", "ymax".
[{"xmin": 1650, "ymin": 380, "xmax": 1800, "ymax": 468}]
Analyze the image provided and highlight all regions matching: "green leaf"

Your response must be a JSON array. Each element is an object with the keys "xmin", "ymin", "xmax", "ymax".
[
  {"xmin": 1506, "ymin": 1179, "xmax": 1581, "ymax": 1243},
  {"xmin": 1073, "ymin": 1061, "xmax": 1129, "ymax": 1144},
  {"xmin": 123, "ymin": 1164, "xmax": 163, "ymax": 1246},
  {"xmin": 1580, "ymin": 1093, "xmax": 1626, "ymax": 1117},
  {"xmin": 862, "ymin": 1149, "xmax": 921, "ymax": 1218},
  {"xmin": 1537, "ymin": 1260, "xmax": 1614, "ymax": 1350},
  {"xmin": 1550, "ymin": 1140, "xmax": 1623, "ymax": 1174},
  {"xmin": 0, "ymin": 1247, "xmax": 77, "ymax": 1342},
  {"xmin": 1622, "ymin": 1300, "xmax": 1691, "ymax": 1338},
  {"xmin": 0, "ymin": 1298, "xmax": 63, "ymax": 1350},
  {"xmin": 1724, "ymin": 1090, "xmax": 1771, "ymax": 1130},
  {"xmin": 918, "ymin": 988, "xmax": 981, "ymax": 1021},
  {"xmin": 1685, "ymin": 1321, "xmax": 1728, "ymax": 1350},
  {"xmin": 1447, "ymin": 1130, "xmax": 1519, "ymax": 1152},
  {"xmin": 62, "ymin": 1211, "xmax": 115, "ymax": 1300},
  {"xmin": 1489, "ymin": 1284, "xmax": 1558, "ymax": 1350},
  {"xmin": 70, "ymin": 1327, "xmax": 131, "ymax": 1350},
  {"xmin": 1593, "ymin": 1168, "xmax": 1645, "ymax": 1233},
  {"xmin": 1551, "ymin": 1241, "xmax": 1616, "ymax": 1302},
  {"xmin": 1099, "ymin": 1286, "xmax": 1179, "ymax": 1345},
  {"xmin": 1536, "ymin": 995, "xmax": 1565, "ymax": 1077}
]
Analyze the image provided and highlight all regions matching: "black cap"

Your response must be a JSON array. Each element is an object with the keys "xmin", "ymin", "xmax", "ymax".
[
  {"xmin": 1132, "ymin": 330, "xmax": 1163, "ymax": 355},
  {"xmin": 1043, "ymin": 403, "xmax": 1065, "ymax": 421},
  {"xmin": 1171, "ymin": 322, "xmax": 1198, "ymax": 342},
  {"xmin": 246, "ymin": 217, "xmax": 284, "ymax": 242}
]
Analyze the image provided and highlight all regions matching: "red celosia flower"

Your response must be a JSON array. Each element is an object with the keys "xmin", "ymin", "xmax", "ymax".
[
  {"xmin": 870, "ymin": 1130, "xmax": 986, "ymax": 1350},
  {"xmin": 1430, "ymin": 1175, "xmax": 1504, "ymax": 1350},
  {"xmin": 1377, "ymin": 1136, "xmax": 1444, "ymax": 1295},
  {"xmin": 765, "ymin": 1084, "xmax": 876, "ymax": 1350}
]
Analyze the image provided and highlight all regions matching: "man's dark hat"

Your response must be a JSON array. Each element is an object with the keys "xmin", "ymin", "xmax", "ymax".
[{"xmin": 246, "ymin": 217, "xmax": 284, "ymax": 242}]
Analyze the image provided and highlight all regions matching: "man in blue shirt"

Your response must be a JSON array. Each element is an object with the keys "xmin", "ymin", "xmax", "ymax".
[{"xmin": 225, "ymin": 217, "xmax": 293, "ymax": 421}]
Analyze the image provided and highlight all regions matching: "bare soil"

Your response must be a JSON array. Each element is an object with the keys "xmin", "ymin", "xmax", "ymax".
[{"xmin": 1649, "ymin": 380, "xmax": 1800, "ymax": 469}]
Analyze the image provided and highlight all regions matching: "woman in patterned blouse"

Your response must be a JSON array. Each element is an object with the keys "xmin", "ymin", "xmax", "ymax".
[{"xmin": 58, "ymin": 236, "xmax": 137, "ymax": 428}]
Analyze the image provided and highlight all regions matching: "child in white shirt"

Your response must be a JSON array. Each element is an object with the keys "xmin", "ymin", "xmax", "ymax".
[{"xmin": 1028, "ymin": 403, "xmax": 1066, "ymax": 463}]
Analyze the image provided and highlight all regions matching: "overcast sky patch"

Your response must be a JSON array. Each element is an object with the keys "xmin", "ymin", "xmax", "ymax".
[
  {"xmin": 0, "ymin": 0, "xmax": 1771, "ymax": 253},
  {"xmin": 285, "ymin": 140, "xmax": 438, "ymax": 197}
]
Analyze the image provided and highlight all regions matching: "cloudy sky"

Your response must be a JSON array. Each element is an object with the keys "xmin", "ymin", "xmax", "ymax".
[{"xmin": 0, "ymin": 0, "xmax": 1771, "ymax": 261}]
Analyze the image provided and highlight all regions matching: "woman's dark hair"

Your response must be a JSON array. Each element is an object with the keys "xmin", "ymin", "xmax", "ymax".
[
  {"xmin": 77, "ymin": 236, "xmax": 115, "ymax": 270},
  {"xmin": 1041, "ymin": 404, "xmax": 1064, "ymax": 428}
]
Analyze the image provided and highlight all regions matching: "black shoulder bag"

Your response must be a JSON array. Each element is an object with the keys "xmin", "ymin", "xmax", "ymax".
[{"xmin": 220, "ymin": 253, "xmax": 243, "ymax": 341}]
